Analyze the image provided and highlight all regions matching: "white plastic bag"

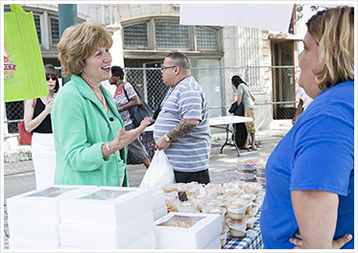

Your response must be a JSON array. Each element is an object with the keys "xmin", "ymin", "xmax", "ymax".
[{"xmin": 139, "ymin": 150, "xmax": 175, "ymax": 188}]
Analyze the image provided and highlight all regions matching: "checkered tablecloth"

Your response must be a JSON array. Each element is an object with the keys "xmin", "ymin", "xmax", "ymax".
[{"xmin": 223, "ymin": 209, "xmax": 263, "ymax": 249}]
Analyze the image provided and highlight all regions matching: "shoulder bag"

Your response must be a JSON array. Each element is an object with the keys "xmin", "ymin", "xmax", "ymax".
[
  {"xmin": 122, "ymin": 83, "xmax": 153, "ymax": 127},
  {"xmin": 18, "ymin": 99, "xmax": 37, "ymax": 145}
]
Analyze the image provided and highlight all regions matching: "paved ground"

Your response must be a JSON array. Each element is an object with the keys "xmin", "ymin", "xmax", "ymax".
[{"xmin": 3, "ymin": 138, "xmax": 280, "ymax": 249}]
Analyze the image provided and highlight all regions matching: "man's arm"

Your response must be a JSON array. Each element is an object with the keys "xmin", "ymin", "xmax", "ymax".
[{"xmin": 155, "ymin": 119, "xmax": 199, "ymax": 150}]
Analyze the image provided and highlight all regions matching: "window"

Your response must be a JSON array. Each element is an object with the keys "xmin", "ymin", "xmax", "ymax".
[
  {"xmin": 33, "ymin": 14, "xmax": 42, "ymax": 44},
  {"xmin": 196, "ymin": 27, "xmax": 217, "ymax": 49},
  {"xmin": 155, "ymin": 22, "xmax": 189, "ymax": 48},
  {"xmin": 50, "ymin": 18, "xmax": 60, "ymax": 45},
  {"xmin": 122, "ymin": 19, "xmax": 221, "ymax": 52},
  {"xmin": 124, "ymin": 23, "xmax": 148, "ymax": 48}
]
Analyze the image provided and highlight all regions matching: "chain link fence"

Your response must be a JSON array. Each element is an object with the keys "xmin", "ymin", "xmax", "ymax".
[{"xmin": 3, "ymin": 65, "xmax": 298, "ymax": 176}]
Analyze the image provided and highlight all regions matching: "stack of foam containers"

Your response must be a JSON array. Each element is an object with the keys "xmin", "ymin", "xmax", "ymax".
[
  {"xmin": 58, "ymin": 186, "xmax": 156, "ymax": 249},
  {"xmin": 152, "ymin": 188, "xmax": 167, "ymax": 221},
  {"xmin": 6, "ymin": 185, "xmax": 95, "ymax": 249}
]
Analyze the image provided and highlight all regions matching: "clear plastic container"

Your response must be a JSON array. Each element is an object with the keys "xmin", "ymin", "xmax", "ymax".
[
  {"xmin": 215, "ymin": 195, "xmax": 230, "ymax": 209},
  {"xmin": 227, "ymin": 200, "xmax": 248, "ymax": 220},
  {"xmin": 178, "ymin": 201, "xmax": 198, "ymax": 213},
  {"xmin": 202, "ymin": 206, "xmax": 226, "ymax": 217},
  {"xmin": 236, "ymin": 172, "xmax": 257, "ymax": 182},
  {"xmin": 161, "ymin": 183, "xmax": 179, "ymax": 194},
  {"xmin": 158, "ymin": 214, "xmax": 203, "ymax": 228},
  {"xmin": 244, "ymin": 182, "xmax": 262, "ymax": 195},
  {"xmin": 255, "ymin": 175, "xmax": 266, "ymax": 187},
  {"xmin": 186, "ymin": 187, "xmax": 200, "ymax": 197},
  {"xmin": 224, "ymin": 188, "xmax": 240, "ymax": 197},
  {"xmin": 256, "ymin": 162, "xmax": 266, "ymax": 176},
  {"xmin": 165, "ymin": 196, "xmax": 179, "ymax": 212},
  {"xmin": 27, "ymin": 187, "xmax": 78, "ymax": 198},
  {"xmin": 226, "ymin": 218, "xmax": 248, "ymax": 238},
  {"xmin": 200, "ymin": 201, "xmax": 219, "ymax": 213},
  {"xmin": 191, "ymin": 194, "xmax": 207, "ymax": 211},
  {"xmin": 246, "ymin": 217, "xmax": 258, "ymax": 229},
  {"xmin": 220, "ymin": 225, "xmax": 229, "ymax": 247},
  {"xmin": 237, "ymin": 158, "xmax": 262, "ymax": 173}
]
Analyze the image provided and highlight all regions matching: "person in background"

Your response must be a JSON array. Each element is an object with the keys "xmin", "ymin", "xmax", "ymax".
[
  {"xmin": 231, "ymin": 75, "xmax": 257, "ymax": 151},
  {"xmin": 154, "ymin": 52, "xmax": 211, "ymax": 184},
  {"xmin": 292, "ymin": 87, "xmax": 313, "ymax": 125},
  {"xmin": 109, "ymin": 66, "xmax": 151, "ymax": 168},
  {"xmin": 261, "ymin": 6, "xmax": 354, "ymax": 249},
  {"xmin": 52, "ymin": 23, "xmax": 151, "ymax": 187},
  {"xmin": 24, "ymin": 64, "xmax": 59, "ymax": 189}
]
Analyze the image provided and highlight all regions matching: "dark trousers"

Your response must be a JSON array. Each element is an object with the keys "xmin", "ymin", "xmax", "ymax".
[{"xmin": 174, "ymin": 169, "xmax": 210, "ymax": 184}]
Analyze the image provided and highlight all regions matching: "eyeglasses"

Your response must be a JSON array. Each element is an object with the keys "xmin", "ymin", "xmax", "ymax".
[
  {"xmin": 160, "ymin": 64, "xmax": 177, "ymax": 71},
  {"xmin": 46, "ymin": 75, "xmax": 58, "ymax": 81}
]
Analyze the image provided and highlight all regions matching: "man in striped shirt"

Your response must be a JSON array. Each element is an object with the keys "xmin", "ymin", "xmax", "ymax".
[{"xmin": 154, "ymin": 52, "xmax": 211, "ymax": 184}]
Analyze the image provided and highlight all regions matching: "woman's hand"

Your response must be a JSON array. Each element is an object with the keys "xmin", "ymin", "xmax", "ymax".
[
  {"xmin": 138, "ymin": 117, "xmax": 152, "ymax": 130},
  {"xmin": 111, "ymin": 117, "xmax": 152, "ymax": 151},
  {"xmin": 44, "ymin": 98, "xmax": 54, "ymax": 115},
  {"xmin": 290, "ymin": 233, "xmax": 353, "ymax": 249}
]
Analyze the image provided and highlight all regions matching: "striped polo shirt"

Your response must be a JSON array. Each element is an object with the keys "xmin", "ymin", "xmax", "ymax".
[{"xmin": 154, "ymin": 76, "xmax": 211, "ymax": 173}]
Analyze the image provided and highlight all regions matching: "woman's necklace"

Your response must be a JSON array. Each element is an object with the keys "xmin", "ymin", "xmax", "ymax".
[{"xmin": 91, "ymin": 87, "xmax": 107, "ymax": 111}]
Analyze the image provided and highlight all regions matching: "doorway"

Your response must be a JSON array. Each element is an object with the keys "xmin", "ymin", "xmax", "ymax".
[{"xmin": 272, "ymin": 41, "xmax": 296, "ymax": 119}]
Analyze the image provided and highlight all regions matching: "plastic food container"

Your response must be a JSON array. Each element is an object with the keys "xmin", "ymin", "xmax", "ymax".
[
  {"xmin": 227, "ymin": 200, "xmax": 248, "ymax": 220},
  {"xmin": 215, "ymin": 195, "xmax": 230, "ymax": 209},
  {"xmin": 178, "ymin": 201, "xmax": 198, "ymax": 213},
  {"xmin": 226, "ymin": 218, "xmax": 248, "ymax": 238},
  {"xmin": 200, "ymin": 201, "xmax": 219, "ymax": 213},
  {"xmin": 243, "ymin": 182, "xmax": 262, "ymax": 195},
  {"xmin": 224, "ymin": 188, "xmax": 240, "ymax": 197},
  {"xmin": 237, "ymin": 158, "xmax": 262, "ymax": 173},
  {"xmin": 157, "ymin": 214, "xmax": 203, "ymax": 228},
  {"xmin": 256, "ymin": 162, "xmax": 266, "ymax": 176},
  {"xmin": 165, "ymin": 196, "xmax": 179, "ymax": 212},
  {"xmin": 220, "ymin": 226, "xmax": 229, "ymax": 247},
  {"xmin": 162, "ymin": 184, "xmax": 180, "ymax": 194},
  {"xmin": 236, "ymin": 172, "xmax": 257, "ymax": 182}
]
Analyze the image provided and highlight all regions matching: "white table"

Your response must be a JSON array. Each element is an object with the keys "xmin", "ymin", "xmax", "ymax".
[
  {"xmin": 209, "ymin": 116, "xmax": 253, "ymax": 156},
  {"xmin": 144, "ymin": 115, "xmax": 253, "ymax": 156}
]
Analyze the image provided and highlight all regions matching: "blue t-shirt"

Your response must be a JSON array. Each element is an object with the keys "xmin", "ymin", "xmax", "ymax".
[{"xmin": 260, "ymin": 81, "xmax": 354, "ymax": 249}]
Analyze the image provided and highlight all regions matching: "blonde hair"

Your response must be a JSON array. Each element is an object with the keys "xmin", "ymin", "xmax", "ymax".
[
  {"xmin": 57, "ymin": 23, "xmax": 113, "ymax": 77},
  {"xmin": 307, "ymin": 6, "xmax": 354, "ymax": 90}
]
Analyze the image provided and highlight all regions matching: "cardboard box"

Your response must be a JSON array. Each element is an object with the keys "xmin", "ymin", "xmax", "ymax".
[
  {"xmin": 60, "ymin": 231, "xmax": 156, "ymax": 249},
  {"xmin": 153, "ymin": 205, "xmax": 167, "ymax": 221},
  {"xmin": 9, "ymin": 238, "xmax": 60, "ymax": 249},
  {"xmin": 153, "ymin": 188, "xmax": 166, "ymax": 210},
  {"xmin": 59, "ymin": 186, "xmax": 153, "ymax": 227},
  {"xmin": 59, "ymin": 211, "xmax": 154, "ymax": 249},
  {"xmin": 204, "ymin": 235, "xmax": 221, "ymax": 249},
  {"xmin": 154, "ymin": 212, "xmax": 222, "ymax": 249},
  {"xmin": 126, "ymin": 231, "xmax": 156, "ymax": 249},
  {"xmin": 6, "ymin": 185, "xmax": 95, "ymax": 222},
  {"xmin": 8, "ymin": 218, "xmax": 60, "ymax": 244}
]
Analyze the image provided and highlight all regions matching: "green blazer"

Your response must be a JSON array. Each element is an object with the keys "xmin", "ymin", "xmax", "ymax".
[{"xmin": 52, "ymin": 75, "xmax": 129, "ymax": 187}]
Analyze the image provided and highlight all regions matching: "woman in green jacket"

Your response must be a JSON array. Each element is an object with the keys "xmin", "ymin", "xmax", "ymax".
[{"xmin": 52, "ymin": 23, "xmax": 151, "ymax": 187}]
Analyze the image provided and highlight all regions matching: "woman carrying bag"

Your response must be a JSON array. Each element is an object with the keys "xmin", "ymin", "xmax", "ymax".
[
  {"xmin": 23, "ymin": 64, "xmax": 59, "ymax": 189},
  {"xmin": 231, "ymin": 75, "xmax": 257, "ymax": 151}
]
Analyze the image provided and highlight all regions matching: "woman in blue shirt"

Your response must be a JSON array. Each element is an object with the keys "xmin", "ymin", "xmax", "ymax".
[{"xmin": 260, "ymin": 6, "xmax": 354, "ymax": 249}]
